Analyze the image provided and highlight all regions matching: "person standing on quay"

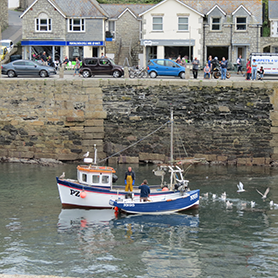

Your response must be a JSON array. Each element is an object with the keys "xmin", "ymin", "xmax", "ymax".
[
  {"xmin": 124, "ymin": 167, "xmax": 135, "ymax": 192},
  {"xmin": 220, "ymin": 57, "xmax": 228, "ymax": 80},
  {"xmin": 251, "ymin": 59, "xmax": 258, "ymax": 80},
  {"xmin": 192, "ymin": 57, "xmax": 199, "ymax": 79},
  {"xmin": 237, "ymin": 55, "xmax": 243, "ymax": 75}
]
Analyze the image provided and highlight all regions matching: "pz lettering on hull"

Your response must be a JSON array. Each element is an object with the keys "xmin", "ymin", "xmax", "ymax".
[{"xmin": 70, "ymin": 189, "xmax": 80, "ymax": 197}]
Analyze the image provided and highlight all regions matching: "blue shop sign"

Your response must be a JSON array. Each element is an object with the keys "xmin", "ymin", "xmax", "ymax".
[
  {"xmin": 67, "ymin": 41, "xmax": 104, "ymax": 46},
  {"xmin": 21, "ymin": 41, "xmax": 104, "ymax": 46}
]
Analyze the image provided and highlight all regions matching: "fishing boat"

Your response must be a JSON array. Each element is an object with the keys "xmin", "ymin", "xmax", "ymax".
[
  {"xmin": 56, "ymin": 110, "xmax": 200, "ymax": 209},
  {"xmin": 109, "ymin": 189, "xmax": 200, "ymax": 214}
]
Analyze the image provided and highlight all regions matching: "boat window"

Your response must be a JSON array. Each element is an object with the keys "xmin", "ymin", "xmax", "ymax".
[
  {"xmin": 82, "ymin": 174, "xmax": 87, "ymax": 182},
  {"xmin": 102, "ymin": 175, "xmax": 109, "ymax": 184},
  {"xmin": 92, "ymin": 175, "xmax": 100, "ymax": 183}
]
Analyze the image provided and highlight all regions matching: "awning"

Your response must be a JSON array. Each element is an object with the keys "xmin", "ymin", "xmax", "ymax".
[{"xmin": 21, "ymin": 40, "xmax": 105, "ymax": 46}]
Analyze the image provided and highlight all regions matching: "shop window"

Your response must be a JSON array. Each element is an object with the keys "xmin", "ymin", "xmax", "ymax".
[
  {"xmin": 236, "ymin": 17, "xmax": 246, "ymax": 30},
  {"xmin": 178, "ymin": 17, "xmax": 188, "ymax": 31},
  {"xmin": 92, "ymin": 175, "xmax": 100, "ymax": 183},
  {"xmin": 68, "ymin": 18, "xmax": 85, "ymax": 32},
  {"xmin": 102, "ymin": 176, "xmax": 109, "ymax": 184},
  {"xmin": 153, "ymin": 17, "xmax": 163, "ymax": 31},
  {"xmin": 69, "ymin": 46, "xmax": 83, "ymax": 61},
  {"xmin": 36, "ymin": 13, "xmax": 52, "ymax": 32},
  {"xmin": 211, "ymin": 17, "xmax": 221, "ymax": 31}
]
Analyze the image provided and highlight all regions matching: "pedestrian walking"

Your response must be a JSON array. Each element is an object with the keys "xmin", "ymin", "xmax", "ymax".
[
  {"xmin": 251, "ymin": 59, "xmax": 257, "ymax": 80},
  {"xmin": 192, "ymin": 57, "xmax": 199, "ymax": 79}
]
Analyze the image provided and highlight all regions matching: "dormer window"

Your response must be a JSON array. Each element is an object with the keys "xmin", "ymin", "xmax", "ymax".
[
  {"xmin": 236, "ymin": 17, "xmax": 246, "ymax": 30},
  {"xmin": 68, "ymin": 18, "xmax": 85, "ymax": 32},
  {"xmin": 211, "ymin": 17, "xmax": 221, "ymax": 30},
  {"xmin": 35, "ymin": 13, "xmax": 52, "ymax": 32}
]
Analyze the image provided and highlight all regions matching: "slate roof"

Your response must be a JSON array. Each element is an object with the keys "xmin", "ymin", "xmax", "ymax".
[
  {"xmin": 269, "ymin": 0, "xmax": 278, "ymax": 19},
  {"xmin": 51, "ymin": 0, "xmax": 108, "ymax": 18},
  {"xmin": 180, "ymin": 0, "xmax": 262, "ymax": 23},
  {"xmin": 100, "ymin": 4, "xmax": 154, "ymax": 19}
]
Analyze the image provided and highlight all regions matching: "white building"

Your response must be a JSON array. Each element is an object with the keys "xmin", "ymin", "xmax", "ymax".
[{"xmin": 139, "ymin": 0, "xmax": 204, "ymax": 66}]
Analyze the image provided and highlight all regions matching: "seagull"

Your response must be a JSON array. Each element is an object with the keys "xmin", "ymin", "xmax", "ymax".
[
  {"xmin": 256, "ymin": 188, "xmax": 270, "ymax": 199},
  {"xmin": 221, "ymin": 192, "xmax": 226, "ymax": 201},
  {"xmin": 59, "ymin": 172, "xmax": 65, "ymax": 179},
  {"xmin": 270, "ymin": 201, "xmax": 278, "ymax": 208},
  {"xmin": 251, "ymin": 201, "xmax": 255, "ymax": 208},
  {"xmin": 83, "ymin": 151, "xmax": 89, "ymax": 157},
  {"xmin": 212, "ymin": 194, "xmax": 217, "ymax": 199},
  {"xmin": 226, "ymin": 200, "xmax": 233, "ymax": 209},
  {"xmin": 237, "ymin": 182, "xmax": 245, "ymax": 193},
  {"xmin": 203, "ymin": 192, "xmax": 209, "ymax": 198}
]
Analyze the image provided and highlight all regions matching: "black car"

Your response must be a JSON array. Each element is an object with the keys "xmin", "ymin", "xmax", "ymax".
[
  {"xmin": 1, "ymin": 59, "xmax": 56, "ymax": 78},
  {"xmin": 79, "ymin": 57, "xmax": 124, "ymax": 78}
]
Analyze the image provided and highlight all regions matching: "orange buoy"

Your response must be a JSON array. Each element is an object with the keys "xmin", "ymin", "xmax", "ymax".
[
  {"xmin": 162, "ymin": 187, "xmax": 169, "ymax": 191},
  {"xmin": 114, "ymin": 207, "xmax": 119, "ymax": 212},
  {"xmin": 80, "ymin": 191, "xmax": 86, "ymax": 198}
]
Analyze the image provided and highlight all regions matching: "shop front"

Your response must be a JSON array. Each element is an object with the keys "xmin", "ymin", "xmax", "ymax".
[
  {"xmin": 141, "ymin": 39, "xmax": 195, "ymax": 66},
  {"xmin": 21, "ymin": 40, "xmax": 105, "ymax": 63}
]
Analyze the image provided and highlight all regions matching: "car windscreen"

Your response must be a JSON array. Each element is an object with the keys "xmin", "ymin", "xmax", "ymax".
[
  {"xmin": 1, "ymin": 42, "xmax": 9, "ymax": 47},
  {"xmin": 109, "ymin": 59, "xmax": 115, "ymax": 65}
]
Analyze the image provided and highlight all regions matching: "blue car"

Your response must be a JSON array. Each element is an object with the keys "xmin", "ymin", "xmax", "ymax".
[{"xmin": 147, "ymin": 59, "xmax": 185, "ymax": 79}]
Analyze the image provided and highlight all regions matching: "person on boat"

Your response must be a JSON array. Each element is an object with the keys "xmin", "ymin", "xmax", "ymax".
[
  {"xmin": 124, "ymin": 167, "xmax": 135, "ymax": 192},
  {"xmin": 138, "ymin": 180, "xmax": 150, "ymax": 202}
]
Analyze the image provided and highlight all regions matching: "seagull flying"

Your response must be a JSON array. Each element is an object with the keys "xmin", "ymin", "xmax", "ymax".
[
  {"xmin": 83, "ymin": 151, "xmax": 89, "ymax": 157},
  {"xmin": 237, "ymin": 182, "xmax": 245, "ymax": 193},
  {"xmin": 256, "ymin": 188, "xmax": 270, "ymax": 199},
  {"xmin": 59, "ymin": 172, "xmax": 65, "ymax": 179}
]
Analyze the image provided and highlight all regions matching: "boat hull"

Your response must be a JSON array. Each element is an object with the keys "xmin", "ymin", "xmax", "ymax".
[
  {"xmin": 110, "ymin": 189, "xmax": 200, "ymax": 214},
  {"xmin": 56, "ymin": 177, "xmax": 182, "ymax": 209}
]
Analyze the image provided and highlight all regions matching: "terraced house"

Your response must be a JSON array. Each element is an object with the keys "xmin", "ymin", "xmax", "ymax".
[{"xmin": 20, "ymin": 0, "xmax": 268, "ymax": 67}]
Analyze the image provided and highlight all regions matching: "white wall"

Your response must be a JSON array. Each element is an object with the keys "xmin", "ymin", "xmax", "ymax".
[{"xmin": 8, "ymin": 0, "xmax": 19, "ymax": 9}]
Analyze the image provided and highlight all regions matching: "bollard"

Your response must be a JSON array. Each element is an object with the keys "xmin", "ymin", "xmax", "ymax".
[
  {"xmin": 185, "ymin": 67, "xmax": 190, "ymax": 79},
  {"xmin": 59, "ymin": 66, "xmax": 64, "ymax": 78},
  {"xmin": 124, "ymin": 66, "xmax": 129, "ymax": 78}
]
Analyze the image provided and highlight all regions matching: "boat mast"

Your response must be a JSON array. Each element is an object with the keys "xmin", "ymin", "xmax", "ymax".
[{"xmin": 170, "ymin": 107, "xmax": 174, "ymax": 165}]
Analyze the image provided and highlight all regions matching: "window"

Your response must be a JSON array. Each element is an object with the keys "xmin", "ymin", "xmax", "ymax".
[
  {"xmin": 108, "ymin": 21, "xmax": 115, "ymax": 38},
  {"xmin": 85, "ymin": 58, "xmax": 97, "ymax": 65},
  {"xmin": 68, "ymin": 18, "xmax": 85, "ymax": 32},
  {"xmin": 82, "ymin": 174, "xmax": 87, "ymax": 182},
  {"xmin": 153, "ymin": 17, "xmax": 163, "ymax": 31},
  {"xmin": 99, "ymin": 58, "xmax": 109, "ymax": 66},
  {"xmin": 178, "ymin": 17, "xmax": 188, "ymax": 31},
  {"xmin": 211, "ymin": 17, "xmax": 221, "ymax": 30},
  {"xmin": 236, "ymin": 17, "xmax": 246, "ymax": 30},
  {"xmin": 92, "ymin": 175, "xmax": 100, "ymax": 183},
  {"xmin": 102, "ymin": 176, "xmax": 109, "ymax": 184},
  {"xmin": 35, "ymin": 14, "xmax": 52, "ymax": 32}
]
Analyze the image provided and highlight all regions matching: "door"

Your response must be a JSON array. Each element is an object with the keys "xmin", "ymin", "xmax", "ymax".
[
  {"xmin": 24, "ymin": 61, "xmax": 40, "ymax": 75},
  {"xmin": 12, "ymin": 61, "xmax": 26, "ymax": 75},
  {"xmin": 93, "ymin": 47, "xmax": 98, "ymax": 57},
  {"xmin": 96, "ymin": 58, "xmax": 113, "ymax": 75},
  {"xmin": 164, "ymin": 60, "xmax": 181, "ymax": 76}
]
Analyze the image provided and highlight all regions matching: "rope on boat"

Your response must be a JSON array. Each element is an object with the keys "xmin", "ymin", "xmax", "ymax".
[{"xmin": 98, "ymin": 120, "xmax": 171, "ymax": 163}]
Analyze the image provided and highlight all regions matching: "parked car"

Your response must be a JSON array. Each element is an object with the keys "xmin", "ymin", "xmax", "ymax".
[
  {"xmin": 1, "ymin": 59, "xmax": 57, "ymax": 78},
  {"xmin": 0, "ymin": 39, "xmax": 14, "ymax": 53},
  {"xmin": 0, "ymin": 46, "xmax": 8, "ymax": 61},
  {"xmin": 79, "ymin": 57, "xmax": 124, "ymax": 78},
  {"xmin": 147, "ymin": 59, "xmax": 186, "ymax": 79}
]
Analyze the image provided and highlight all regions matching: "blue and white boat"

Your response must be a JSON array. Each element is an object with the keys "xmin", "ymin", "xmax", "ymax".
[{"xmin": 109, "ymin": 189, "xmax": 200, "ymax": 214}]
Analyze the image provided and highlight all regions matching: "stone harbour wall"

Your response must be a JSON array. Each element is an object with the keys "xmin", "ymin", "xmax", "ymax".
[{"xmin": 0, "ymin": 78, "xmax": 278, "ymax": 166}]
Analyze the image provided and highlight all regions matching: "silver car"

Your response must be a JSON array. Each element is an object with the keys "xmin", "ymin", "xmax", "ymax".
[{"xmin": 1, "ymin": 59, "xmax": 57, "ymax": 78}]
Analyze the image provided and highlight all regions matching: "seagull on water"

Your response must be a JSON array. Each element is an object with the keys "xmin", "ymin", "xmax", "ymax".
[
  {"xmin": 226, "ymin": 200, "xmax": 233, "ymax": 209},
  {"xmin": 251, "ymin": 201, "xmax": 255, "ymax": 208},
  {"xmin": 256, "ymin": 187, "xmax": 270, "ymax": 199},
  {"xmin": 83, "ymin": 151, "xmax": 90, "ymax": 157},
  {"xmin": 203, "ymin": 192, "xmax": 209, "ymax": 198},
  {"xmin": 221, "ymin": 192, "xmax": 226, "ymax": 201},
  {"xmin": 237, "ymin": 182, "xmax": 245, "ymax": 193},
  {"xmin": 59, "ymin": 172, "xmax": 65, "ymax": 179}
]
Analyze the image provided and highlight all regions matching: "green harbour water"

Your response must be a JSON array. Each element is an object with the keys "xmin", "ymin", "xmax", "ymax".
[{"xmin": 1, "ymin": 162, "xmax": 278, "ymax": 277}]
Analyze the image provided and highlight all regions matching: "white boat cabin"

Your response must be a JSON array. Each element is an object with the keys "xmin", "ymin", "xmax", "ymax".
[{"xmin": 77, "ymin": 165, "xmax": 116, "ymax": 188}]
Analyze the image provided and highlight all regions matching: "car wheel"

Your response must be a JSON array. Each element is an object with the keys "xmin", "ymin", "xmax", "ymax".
[
  {"xmin": 179, "ymin": 72, "xmax": 185, "ymax": 79},
  {"xmin": 113, "ymin": 70, "xmax": 121, "ymax": 78},
  {"xmin": 226, "ymin": 72, "xmax": 231, "ymax": 79},
  {"xmin": 7, "ymin": 70, "xmax": 16, "ymax": 78},
  {"xmin": 149, "ymin": 71, "xmax": 157, "ymax": 78},
  {"xmin": 39, "ymin": 70, "xmax": 48, "ymax": 77},
  {"xmin": 82, "ymin": 70, "xmax": 91, "ymax": 78}
]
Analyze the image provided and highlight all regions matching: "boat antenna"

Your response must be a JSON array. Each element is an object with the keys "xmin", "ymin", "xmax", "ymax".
[
  {"xmin": 94, "ymin": 144, "xmax": 97, "ymax": 164},
  {"xmin": 170, "ymin": 107, "xmax": 174, "ymax": 165}
]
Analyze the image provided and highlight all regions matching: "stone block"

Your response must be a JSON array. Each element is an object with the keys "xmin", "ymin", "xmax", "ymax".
[
  {"xmin": 85, "ymin": 119, "xmax": 103, "ymax": 126},
  {"xmin": 84, "ymin": 126, "xmax": 104, "ymax": 133},
  {"xmin": 69, "ymin": 126, "xmax": 84, "ymax": 132},
  {"xmin": 57, "ymin": 153, "xmax": 79, "ymax": 161},
  {"xmin": 9, "ymin": 150, "xmax": 34, "ymax": 159},
  {"xmin": 217, "ymin": 155, "xmax": 228, "ymax": 162},
  {"xmin": 118, "ymin": 156, "xmax": 139, "ymax": 164},
  {"xmin": 219, "ymin": 106, "xmax": 230, "ymax": 112},
  {"xmin": 85, "ymin": 87, "xmax": 102, "ymax": 96},
  {"xmin": 82, "ymin": 139, "xmax": 103, "ymax": 147},
  {"xmin": 129, "ymin": 116, "xmax": 141, "ymax": 121},
  {"xmin": 0, "ymin": 149, "xmax": 8, "ymax": 157},
  {"xmin": 237, "ymin": 157, "xmax": 252, "ymax": 166},
  {"xmin": 232, "ymin": 81, "xmax": 252, "ymax": 89},
  {"xmin": 271, "ymin": 154, "xmax": 278, "ymax": 160},
  {"xmin": 217, "ymin": 80, "xmax": 233, "ymax": 87},
  {"xmin": 66, "ymin": 117, "xmax": 85, "ymax": 122},
  {"xmin": 270, "ymin": 127, "xmax": 278, "ymax": 133},
  {"xmin": 139, "ymin": 152, "xmax": 166, "ymax": 162},
  {"xmin": 85, "ymin": 111, "xmax": 107, "ymax": 119},
  {"xmin": 34, "ymin": 153, "xmax": 57, "ymax": 159},
  {"xmin": 82, "ymin": 79, "xmax": 100, "ymax": 88},
  {"xmin": 30, "ymin": 121, "xmax": 44, "ymax": 126},
  {"xmin": 252, "ymin": 157, "xmax": 265, "ymax": 166}
]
